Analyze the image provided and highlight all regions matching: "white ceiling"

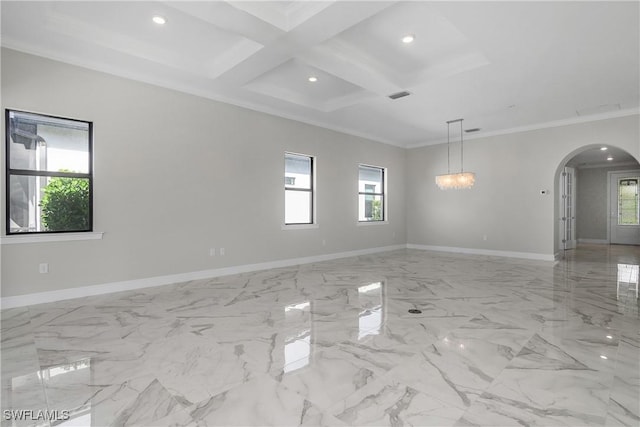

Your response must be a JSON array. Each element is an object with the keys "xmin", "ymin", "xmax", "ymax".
[
  {"xmin": 567, "ymin": 146, "xmax": 638, "ymax": 169},
  {"xmin": 1, "ymin": 1, "xmax": 639, "ymax": 148}
]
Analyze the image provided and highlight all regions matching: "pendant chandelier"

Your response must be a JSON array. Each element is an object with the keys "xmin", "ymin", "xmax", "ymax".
[{"xmin": 435, "ymin": 118, "xmax": 476, "ymax": 190}]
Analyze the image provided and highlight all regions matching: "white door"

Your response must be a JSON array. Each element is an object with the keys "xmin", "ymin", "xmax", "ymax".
[
  {"xmin": 610, "ymin": 171, "xmax": 640, "ymax": 245},
  {"xmin": 560, "ymin": 167, "xmax": 577, "ymax": 250}
]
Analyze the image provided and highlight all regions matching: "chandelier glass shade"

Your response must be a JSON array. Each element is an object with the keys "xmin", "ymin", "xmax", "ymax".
[
  {"xmin": 435, "ymin": 171, "xmax": 476, "ymax": 190},
  {"xmin": 435, "ymin": 118, "xmax": 476, "ymax": 190}
]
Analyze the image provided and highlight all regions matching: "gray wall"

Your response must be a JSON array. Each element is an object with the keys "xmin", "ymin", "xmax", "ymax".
[
  {"xmin": 406, "ymin": 116, "xmax": 640, "ymax": 256},
  {"xmin": 1, "ymin": 49, "xmax": 406, "ymax": 298},
  {"xmin": 2, "ymin": 48, "xmax": 640, "ymax": 299},
  {"xmin": 576, "ymin": 166, "xmax": 640, "ymax": 241}
]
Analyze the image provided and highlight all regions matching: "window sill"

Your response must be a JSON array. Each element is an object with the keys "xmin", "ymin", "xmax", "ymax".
[
  {"xmin": 0, "ymin": 232, "xmax": 104, "ymax": 245},
  {"xmin": 357, "ymin": 221, "xmax": 388, "ymax": 227},
  {"xmin": 282, "ymin": 224, "xmax": 319, "ymax": 230}
]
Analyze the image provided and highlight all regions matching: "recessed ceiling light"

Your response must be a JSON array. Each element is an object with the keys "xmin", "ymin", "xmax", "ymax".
[
  {"xmin": 152, "ymin": 16, "xmax": 166, "ymax": 25},
  {"xmin": 607, "ymin": 156, "xmax": 614, "ymax": 161},
  {"xmin": 600, "ymin": 147, "xmax": 608, "ymax": 151},
  {"xmin": 308, "ymin": 76, "xmax": 318, "ymax": 83},
  {"xmin": 402, "ymin": 34, "xmax": 415, "ymax": 44},
  {"xmin": 606, "ymin": 335, "xmax": 613, "ymax": 339},
  {"xmin": 600, "ymin": 355, "xmax": 608, "ymax": 360}
]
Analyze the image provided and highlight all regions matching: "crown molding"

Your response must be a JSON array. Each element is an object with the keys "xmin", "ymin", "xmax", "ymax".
[
  {"xmin": 0, "ymin": 43, "xmax": 404, "ymax": 148},
  {"xmin": 406, "ymin": 108, "xmax": 640, "ymax": 149},
  {"xmin": 2, "ymin": 44, "xmax": 638, "ymax": 151}
]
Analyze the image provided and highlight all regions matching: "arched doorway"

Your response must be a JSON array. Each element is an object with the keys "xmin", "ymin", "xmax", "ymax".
[{"xmin": 554, "ymin": 144, "xmax": 640, "ymax": 257}]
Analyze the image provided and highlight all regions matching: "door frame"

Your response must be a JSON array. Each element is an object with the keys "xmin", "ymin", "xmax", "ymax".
[
  {"xmin": 553, "ymin": 145, "xmax": 640, "ymax": 258},
  {"xmin": 558, "ymin": 166, "xmax": 577, "ymax": 250},
  {"xmin": 607, "ymin": 169, "xmax": 640, "ymax": 244}
]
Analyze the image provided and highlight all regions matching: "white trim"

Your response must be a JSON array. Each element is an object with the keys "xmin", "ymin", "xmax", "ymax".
[
  {"xmin": 5, "ymin": 42, "xmax": 637, "ymax": 151},
  {"xmin": 0, "ymin": 244, "xmax": 405, "ymax": 309},
  {"xmin": 357, "ymin": 221, "xmax": 388, "ymax": 227},
  {"xmin": 577, "ymin": 238, "xmax": 609, "ymax": 244},
  {"xmin": 1, "ymin": 243, "xmax": 562, "ymax": 308},
  {"xmin": 607, "ymin": 169, "xmax": 640, "ymax": 245},
  {"xmin": 0, "ymin": 232, "xmax": 104, "ymax": 245},
  {"xmin": 284, "ymin": 151, "xmax": 317, "ymax": 228},
  {"xmin": 1, "ymin": 40, "xmax": 404, "ymax": 148},
  {"xmin": 407, "ymin": 244, "xmax": 554, "ymax": 261},
  {"xmin": 406, "ymin": 109, "xmax": 640, "ymax": 149},
  {"xmin": 576, "ymin": 161, "xmax": 639, "ymax": 170},
  {"xmin": 281, "ymin": 223, "xmax": 319, "ymax": 230},
  {"xmin": 357, "ymin": 163, "xmax": 388, "ymax": 223}
]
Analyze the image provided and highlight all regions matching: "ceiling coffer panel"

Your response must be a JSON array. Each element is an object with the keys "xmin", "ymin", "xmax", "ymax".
[
  {"xmin": 243, "ymin": 58, "xmax": 373, "ymax": 112},
  {"xmin": 308, "ymin": 2, "xmax": 491, "ymax": 92},
  {"xmin": 0, "ymin": 1, "xmax": 637, "ymax": 146}
]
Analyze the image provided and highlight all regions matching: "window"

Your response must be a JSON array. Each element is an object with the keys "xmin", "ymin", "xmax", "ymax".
[
  {"xmin": 618, "ymin": 178, "xmax": 639, "ymax": 226},
  {"xmin": 6, "ymin": 110, "xmax": 93, "ymax": 234},
  {"xmin": 358, "ymin": 164, "xmax": 384, "ymax": 222},
  {"xmin": 285, "ymin": 153, "xmax": 313, "ymax": 225}
]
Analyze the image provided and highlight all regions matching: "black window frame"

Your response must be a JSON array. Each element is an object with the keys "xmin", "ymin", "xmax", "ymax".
[
  {"xmin": 284, "ymin": 152, "xmax": 314, "ymax": 225},
  {"xmin": 5, "ymin": 109, "xmax": 94, "ymax": 235},
  {"xmin": 358, "ymin": 164, "xmax": 385, "ymax": 222}
]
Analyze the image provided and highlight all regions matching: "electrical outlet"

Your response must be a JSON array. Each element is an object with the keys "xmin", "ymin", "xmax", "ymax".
[
  {"xmin": 39, "ymin": 263, "xmax": 49, "ymax": 274},
  {"xmin": 219, "ymin": 247, "xmax": 226, "ymax": 256},
  {"xmin": 209, "ymin": 248, "xmax": 216, "ymax": 257},
  {"xmin": 482, "ymin": 235, "xmax": 488, "ymax": 241}
]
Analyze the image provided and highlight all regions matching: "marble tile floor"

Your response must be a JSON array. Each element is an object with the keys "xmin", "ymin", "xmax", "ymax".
[{"xmin": 1, "ymin": 245, "xmax": 639, "ymax": 427}]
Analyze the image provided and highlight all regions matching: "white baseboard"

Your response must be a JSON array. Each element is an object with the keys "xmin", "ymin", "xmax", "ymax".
[
  {"xmin": 0, "ymin": 243, "xmax": 559, "ymax": 309},
  {"xmin": 0, "ymin": 245, "xmax": 406, "ymax": 309},
  {"xmin": 406, "ymin": 244, "xmax": 555, "ymax": 261},
  {"xmin": 577, "ymin": 238, "xmax": 609, "ymax": 244}
]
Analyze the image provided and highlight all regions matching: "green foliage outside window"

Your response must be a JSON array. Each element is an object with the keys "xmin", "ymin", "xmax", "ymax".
[
  {"xmin": 39, "ymin": 175, "xmax": 90, "ymax": 231},
  {"xmin": 372, "ymin": 199, "xmax": 383, "ymax": 220}
]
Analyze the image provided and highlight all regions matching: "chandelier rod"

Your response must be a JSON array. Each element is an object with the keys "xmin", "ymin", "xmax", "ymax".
[
  {"xmin": 446, "ymin": 119, "xmax": 463, "ymax": 172},
  {"xmin": 460, "ymin": 119, "xmax": 464, "ymax": 172},
  {"xmin": 447, "ymin": 121, "xmax": 451, "ymax": 174}
]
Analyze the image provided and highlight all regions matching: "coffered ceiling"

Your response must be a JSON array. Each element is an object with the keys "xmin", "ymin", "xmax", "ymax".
[{"xmin": 1, "ymin": 1, "xmax": 639, "ymax": 147}]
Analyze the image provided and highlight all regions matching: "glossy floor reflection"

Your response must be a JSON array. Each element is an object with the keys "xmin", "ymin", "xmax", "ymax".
[{"xmin": 1, "ymin": 245, "xmax": 639, "ymax": 426}]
